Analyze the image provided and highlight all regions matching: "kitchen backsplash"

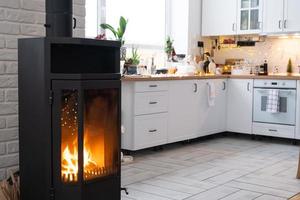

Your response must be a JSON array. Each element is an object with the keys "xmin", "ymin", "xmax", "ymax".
[{"xmin": 206, "ymin": 37, "xmax": 300, "ymax": 73}]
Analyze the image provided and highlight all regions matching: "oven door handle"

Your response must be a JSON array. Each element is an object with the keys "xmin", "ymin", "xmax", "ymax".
[
  {"xmin": 256, "ymin": 89, "xmax": 294, "ymax": 95},
  {"xmin": 256, "ymin": 89, "xmax": 268, "ymax": 94},
  {"xmin": 279, "ymin": 90, "xmax": 294, "ymax": 95}
]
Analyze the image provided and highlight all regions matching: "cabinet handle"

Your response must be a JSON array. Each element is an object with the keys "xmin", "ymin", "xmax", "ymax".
[
  {"xmin": 149, "ymin": 101, "xmax": 158, "ymax": 105},
  {"xmin": 232, "ymin": 23, "xmax": 235, "ymax": 31},
  {"xmin": 149, "ymin": 129, "xmax": 157, "ymax": 133},
  {"xmin": 149, "ymin": 84, "xmax": 158, "ymax": 88},
  {"xmin": 269, "ymin": 129, "xmax": 278, "ymax": 132},
  {"xmin": 279, "ymin": 20, "xmax": 282, "ymax": 29},
  {"xmin": 284, "ymin": 19, "xmax": 287, "ymax": 29},
  {"xmin": 247, "ymin": 82, "xmax": 250, "ymax": 92},
  {"xmin": 194, "ymin": 83, "xmax": 198, "ymax": 93},
  {"xmin": 222, "ymin": 82, "xmax": 226, "ymax": 90}
]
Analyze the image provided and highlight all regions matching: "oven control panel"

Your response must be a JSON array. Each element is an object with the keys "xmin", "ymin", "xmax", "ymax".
[{"xmin": 254, "ymin": 80, "xmax": 297, "ymax": 89}]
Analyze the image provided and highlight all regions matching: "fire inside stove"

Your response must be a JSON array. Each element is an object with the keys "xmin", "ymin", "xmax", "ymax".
[{"xmin": 60, "ymin": 89, "xmax": 118, "ymax": 183}]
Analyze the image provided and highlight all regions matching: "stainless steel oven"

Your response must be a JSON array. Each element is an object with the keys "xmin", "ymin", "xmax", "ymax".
[{"xmin": 253, "ymin": 80, "xmax": 297, "ymax": 126}]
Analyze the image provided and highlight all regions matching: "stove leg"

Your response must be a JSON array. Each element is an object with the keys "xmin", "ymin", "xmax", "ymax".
[{"xmin": 121, "ymin": 187, "xmax": 129, "ymax": 195}]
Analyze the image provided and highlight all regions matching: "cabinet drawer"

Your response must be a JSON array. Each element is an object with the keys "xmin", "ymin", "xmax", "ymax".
[
  {"xmin": 135, "ymin": 81, "xmax": 168, "ymax": 92},
  {"xmin": 252, "ymin": 123, "xmax": 295, "ymax": 139},
  {"xmin": 134, "ymin": 92, "xmax": 168, "ymax": 115},
  {"xmin": 134, "ymin": 113, "xmax": 168, "ymax": 149}
]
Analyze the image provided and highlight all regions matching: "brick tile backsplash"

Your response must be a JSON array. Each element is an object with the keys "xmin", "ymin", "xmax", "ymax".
[{"xmin": 0, "ymin": 0, "xmax": 85, "ymax": 179}]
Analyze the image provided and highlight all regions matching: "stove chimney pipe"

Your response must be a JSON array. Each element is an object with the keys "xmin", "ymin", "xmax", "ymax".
[{"xmin": 45, "ymin": 0, "xmax": 75, "ymax": 37}]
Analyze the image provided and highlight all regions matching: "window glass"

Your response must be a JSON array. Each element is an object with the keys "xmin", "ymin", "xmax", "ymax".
[{"xmin": 105, "ymin": 0, "xmax": 166, "ymax": 47}]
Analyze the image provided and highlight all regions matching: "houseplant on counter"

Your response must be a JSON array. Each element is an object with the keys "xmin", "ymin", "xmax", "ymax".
[
  {"xmin": 124, "ymin": 47, "xmax": 141, "ymax": 75},
  {"xmin": 165, "ymin": 36, "xmax": 174, "ymax": 62},
  {"xmin": 100, "ymin": 16, "xmax": 128, "ymax": 60}
]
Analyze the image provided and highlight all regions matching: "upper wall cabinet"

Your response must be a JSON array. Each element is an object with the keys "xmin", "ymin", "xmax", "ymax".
[
  {"xmin": 262, "ymin": 0, "xmax": 300, "ymax": 34},
  {"xmin": 237, "ymin": 0, "xmax": 263, "ymax": 34},
  {"xmin": 262, "ymin": 0, "xmax": 284, "ymax": 33},
  {"xmin": 284, "ymin": 0, "xmax": 300, "ymax": 33},
  {"xmin": 202, "ymin": 0, "xmax": 238, "ymax": 36},
  {"xmin": 202, "ymin": 0, "xmax": 263, "ymax": 36}
]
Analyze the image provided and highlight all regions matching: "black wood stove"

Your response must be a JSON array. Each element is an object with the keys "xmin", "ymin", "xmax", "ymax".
[{"xmin": 18, "ymin": 0, "xmax": 121, "ymax": 200}]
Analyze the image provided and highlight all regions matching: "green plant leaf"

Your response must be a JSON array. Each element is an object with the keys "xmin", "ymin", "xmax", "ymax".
[
  {"xmin": 100, "ymin": 23, "xmax": 117, "ymax": 38},
  {"xmin": 119, "ymin": 16, "xmax": 128, "ymax": 37}
]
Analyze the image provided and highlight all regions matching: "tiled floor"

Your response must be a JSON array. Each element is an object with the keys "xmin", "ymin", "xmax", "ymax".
[{"xmin": 121, "ymin": 135, "xmax": 300, "ymax": 200}]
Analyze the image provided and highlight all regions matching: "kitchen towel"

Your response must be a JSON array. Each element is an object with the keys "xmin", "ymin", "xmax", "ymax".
[
  {"xmin": 266, "ymin": 89, "xmax": 280, "ymax": 113},
  {"xmin": 207, "ymin": 82, "xmax": 216, "ymax": 107}
]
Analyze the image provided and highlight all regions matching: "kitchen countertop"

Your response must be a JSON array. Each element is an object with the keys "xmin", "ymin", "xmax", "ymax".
[{"xmin": 121, "ymin": 73, "xmax": 300, "ymax": 81}]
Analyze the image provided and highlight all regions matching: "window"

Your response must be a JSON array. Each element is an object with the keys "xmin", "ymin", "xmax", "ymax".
[
  {"xmin": 85, "ymin": 0, "xmax": 99, "ymax": 38},
  {"xmin": 86, "ymin": 0, "xmax": 167, "ymax": 48}
]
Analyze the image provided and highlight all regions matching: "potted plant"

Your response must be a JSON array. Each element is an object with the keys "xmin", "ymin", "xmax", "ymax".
[
  {"xmin": 124, "ymin": 47, "xmax": 140, "ymax": 75},
  {"xmin": 100, "ymin": 16, "xmax": 128, "ymax": 60},
  {"xmin": 165, "ymin": 36, "xmax": 174, "ymax": 62}
]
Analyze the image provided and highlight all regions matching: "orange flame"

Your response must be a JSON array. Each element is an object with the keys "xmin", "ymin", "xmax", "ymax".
[{"xmin": 61, "ymin": 140, "xmax": 100, "ymax": 182}]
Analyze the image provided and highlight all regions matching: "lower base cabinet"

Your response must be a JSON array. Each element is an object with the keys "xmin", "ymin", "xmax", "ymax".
[
  {"xmin": 199, "ymin": 79, "xmax": 227, "ymax": 136},
  {"xmin": 134, "ymin": 113, "xmax": 168, "ymax": 150},
  {"xmin": 168, "ymin": 80, "xmax": 201, "ymax": 143},
  {"xmin": 122, "ymin": 78, "xmax": 299, "ymax": 151},
  {"xmin": 296, "ymin": 80, "xmax": 300, "ymax": 139},
  {"xmin": 227, "ymin": 79, "xmax": 253, "ymax": 134}
]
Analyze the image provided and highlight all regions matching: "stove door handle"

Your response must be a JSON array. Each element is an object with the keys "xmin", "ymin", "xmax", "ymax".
[{"xmin": 73, "ymin": 17, "xmax": 77, "ymax": 29}]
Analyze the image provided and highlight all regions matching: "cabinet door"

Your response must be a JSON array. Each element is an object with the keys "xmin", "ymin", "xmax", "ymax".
[
  {"xmin": 296, "ymin": 80, "xmax": 300, "ymax": 139},
  {"xmin": 202, "ymin": 0, "xmax": 238, "ymax": 36},
  {"xmin": 283, "ymin": 0, "xmax": 300, "ymax": 33},
  {"xmin": 199, "ymin": 79, "xmax": 227, "ymax": 136},
  {"xmin": 168, "ymin": 81, "xmax": 201, "ymax": 143},
  {"xmin": 262, "ymin": 0, "xmax": 284, "ymax": 33},
  {"xmin": 227, "ymin": 79, "xmax": 253, "ymax": 134},
  {"xmin": 237, "ymin": 0, "xmax": 263, "ymax": 34}
]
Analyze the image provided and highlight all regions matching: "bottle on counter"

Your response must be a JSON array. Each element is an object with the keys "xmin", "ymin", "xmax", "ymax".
[{"xmin": 263, "ymin": 60, "xmax": 268, "ymax": 75}]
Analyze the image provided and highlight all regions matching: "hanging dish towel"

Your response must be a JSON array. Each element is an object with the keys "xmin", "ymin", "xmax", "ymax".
[
  {"xmin": 266, "ymin": 89, "xmax": 280, "ymax": 113},
  {"xmin": 207, "ymin": 82, "xmax": 216, "ymax": 107}
]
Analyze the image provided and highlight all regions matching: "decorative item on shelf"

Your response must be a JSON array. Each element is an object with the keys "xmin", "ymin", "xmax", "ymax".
[
  {"xmin": 100, "ymin": 16, "xmax": 128, "ymax": 61},
  {"xmin": 95, "ymin": 33, "xmax": 107, "ymax": 40},
  {"xmin": 165, "ymin": 36, "xmax": 176, "ymax": 62},
  {"xmin": 123, "ymin": 47, "xmax": 140, "ymax": 75},
  {"xmin": 203, "ymin": 52, "xmax": 216, "ymax": 74},
  {"xmin": 287, "ymin": 58, "xmax": 293, "ymax": 74},
  {"xmin": 273, "ymin": 66, "xmax": 279, "ymax": 74}
]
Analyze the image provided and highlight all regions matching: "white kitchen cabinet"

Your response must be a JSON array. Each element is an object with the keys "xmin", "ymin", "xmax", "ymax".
[
  {"xmin": 263, "ymin": 0, "xmax": 300, "ymax": 34},
  {"xmin": 168, "ymin": 80, "xmax": 201, "ymax": 143},
  {"xmin": 237, "ymin": 0, "xmax": 263, "ymax": 34},
  {"xmin": 202, "ymin": 0, "xmax": 238, "ymax": 36},
  {"xmin": 283, "ymin": 0, "xmax": 300, "ymax": 33},
  {"xmin": 296, "ymin": 80, "xmax": 300, "ymax": 139},
  {"xmin": 227, "ymin": 79, "xmax": 253, "ymax": 134},
  {"xmin": 121, "ymin": 81, "xmax": 169, "ymax": 151},
  {"xmin": 134, "ymin": 113, "xmax": 168, "ymax": 150},
  {"xmin": 262, "ymin": 0, "xmax": 284, "ymax": 33},
  {"xmin": 198, "ymin": 79, "xmax": 227, "ymax": 136}
]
